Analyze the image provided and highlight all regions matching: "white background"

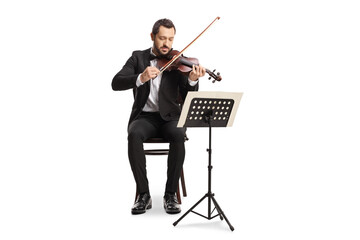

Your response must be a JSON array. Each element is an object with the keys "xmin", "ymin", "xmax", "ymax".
[{"xmin": 1, "ymin": 0, "xmax": 359, "ymax": 239}]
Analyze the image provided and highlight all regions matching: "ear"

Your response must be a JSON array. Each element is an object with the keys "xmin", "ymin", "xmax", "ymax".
[{"xmin": 150, "ymin": 33, "xmax": 154, "ymax": 41}]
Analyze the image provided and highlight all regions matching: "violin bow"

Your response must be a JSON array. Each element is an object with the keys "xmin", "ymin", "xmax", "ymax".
[{"xmin": 159, "ymin": 16, "xmax": 220, "ymax": 73}]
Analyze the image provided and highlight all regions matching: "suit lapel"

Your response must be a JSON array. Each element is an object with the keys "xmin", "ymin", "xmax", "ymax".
[
  {"xmin": 142, "ymin": 48, "xmax": 152, "ymax": 93},
  {"xmin": 143, "ymin": 48, "xmax": 152, "ymax": 68}
]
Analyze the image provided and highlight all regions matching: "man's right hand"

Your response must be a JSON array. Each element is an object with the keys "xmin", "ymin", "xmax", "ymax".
[{"xmin": 140, "ymin": 67, "xmax": 160, "ymax": 83}]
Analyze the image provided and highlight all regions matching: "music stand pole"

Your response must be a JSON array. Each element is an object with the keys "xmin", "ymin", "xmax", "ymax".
[{"xmin": 173, "ymin": 113, "xmax": 235, "ymax": 231}]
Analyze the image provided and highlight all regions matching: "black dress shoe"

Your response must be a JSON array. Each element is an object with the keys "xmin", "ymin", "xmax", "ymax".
[
  {"xmin": 132, "ymin": 193, "xmax": 152, "ymax": 215},
  {"xmin": 163, "ymin": 193, "xmax": 181, "ymax": 214}
]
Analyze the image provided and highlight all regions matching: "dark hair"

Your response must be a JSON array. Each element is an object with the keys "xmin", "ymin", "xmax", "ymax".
[{"xmin": 152, "ymin": 18, "xmax": 176, "ymax": 36}]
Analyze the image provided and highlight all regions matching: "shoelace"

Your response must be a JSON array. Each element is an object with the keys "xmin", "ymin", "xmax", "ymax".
[{"xmin": 165, "ymin": 194, "xmax": 178, "ymax": 204}]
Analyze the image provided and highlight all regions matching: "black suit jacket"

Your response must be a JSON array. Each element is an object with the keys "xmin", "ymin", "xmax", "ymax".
[{"xmin": 112, "ymin": 48, "xmax": 199, "ymax": 125}]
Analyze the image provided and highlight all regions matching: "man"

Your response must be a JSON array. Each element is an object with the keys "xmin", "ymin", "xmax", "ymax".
[{"xmin": 112, "ymin": 19, "xmax": 206, "ymax": 215}]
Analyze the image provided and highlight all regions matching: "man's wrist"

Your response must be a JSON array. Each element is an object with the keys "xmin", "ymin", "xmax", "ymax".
[
  {"xmin": 136, "ymin": 74, "xmax": 144, "ymax": 87},
  {"xmin": 188, "ymin": 78, "xmax": 199, "ymax": 86}
]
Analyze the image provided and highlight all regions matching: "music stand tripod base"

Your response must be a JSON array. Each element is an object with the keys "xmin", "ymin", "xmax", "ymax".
[{"xmin": 174, "ymin": 92, "xmax": 243, "ymax": 231}]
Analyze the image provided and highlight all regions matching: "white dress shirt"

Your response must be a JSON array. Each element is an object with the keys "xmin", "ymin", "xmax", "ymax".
[{"xmin": 136, "ymin": 48, "xmax": 198, "ymax": 112}]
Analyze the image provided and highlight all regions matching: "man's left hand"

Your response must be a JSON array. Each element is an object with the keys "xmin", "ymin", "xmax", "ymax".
[{"xmin": 189, "ymin": 65, "xmax": 206, "ymax": 81}]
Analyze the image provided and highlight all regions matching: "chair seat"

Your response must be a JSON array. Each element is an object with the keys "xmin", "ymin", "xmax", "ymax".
[
  {"xmin": 144, "ymin": 149, "xmax": 169, "ymax": 155},
  {"xmin": 144, "ymin": 134, "xmax": 189, "ymax": 144},
  {"xmin": 144, "ymin": 137, "xmax": 169, "ymax": 143}
]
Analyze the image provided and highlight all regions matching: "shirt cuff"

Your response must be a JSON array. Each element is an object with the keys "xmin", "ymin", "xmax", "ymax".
[
  {"xmin": 136, "ymin": 74, "xmax": 144, "ymax": 87},
  {"xmin": 188, "ymin": 78, "xmax": 199, "ymax": 86}
]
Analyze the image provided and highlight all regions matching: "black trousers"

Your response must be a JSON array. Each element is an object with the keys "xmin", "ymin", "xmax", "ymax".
[{"xmin": 127, "ymin": 112, "xmax": 186, "ymax": 195}]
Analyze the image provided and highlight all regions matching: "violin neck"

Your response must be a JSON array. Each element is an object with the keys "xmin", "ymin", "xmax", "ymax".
[
  {"xmin": 178, "ymin": 58, "xmax": 211, "ymax": 73},
  {"xmin": 178, "ymin": 58, "xmax": 198, "ymax": 68}
]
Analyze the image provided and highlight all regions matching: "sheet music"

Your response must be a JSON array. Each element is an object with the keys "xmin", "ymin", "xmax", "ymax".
[{"xmin": 177, "ymin": 91, "xmax": 243, "ymax": 127}]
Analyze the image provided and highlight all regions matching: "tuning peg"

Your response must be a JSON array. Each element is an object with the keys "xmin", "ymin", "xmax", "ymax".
[
  {"xmin": 212, "ymin": 80, "xmax": 216, "ymax": 83},
  {"xmin": 208, "ymin": 77, "xmax": 211, "ymax": 80},
  {"xmin": 217, "ymin": 72, "xmax": 220, "ymax": 76},
  {"xmin": 212, "ymin": 69, "xmax": 216, "ymax": 73}
]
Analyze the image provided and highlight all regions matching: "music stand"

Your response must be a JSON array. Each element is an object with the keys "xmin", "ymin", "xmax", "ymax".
[{"xmin": 174, "ymin": 91, "xmax": 243, "ymax": 231}]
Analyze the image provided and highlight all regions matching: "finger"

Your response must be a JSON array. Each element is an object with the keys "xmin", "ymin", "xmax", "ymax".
[
  {"xmin": 147, "ymin": 66, "xmax": 158, "ymax": 73},
  {"xmin": 201, "ymin": 66, "xmax": 206, "ymax": 76},
  {"xmin": 197, "ymin": 65, "xmax": 205, "ymax": 75},
  {"xmin": 194, "ymin": 65, "xmax": 200, "ymax": 75},
  {"xmin": 150, "ymin": 69, "xmax": 159, "ymax": 75},
  {"xmin": 151, "ymin": 71, "xmax": 159, "ymax": 78},
  {"xmin": 150, "ymin": 66, "xmax": 160, "ymax": 72}
]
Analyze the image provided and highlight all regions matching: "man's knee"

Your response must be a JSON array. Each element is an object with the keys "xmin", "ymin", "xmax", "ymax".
[
  {"xmin": 128, "ymin": 130, "xmax": 145, "ymax": 142},
  {"xmin": 166, "ymin": 130, "xmax": 186, "ymax": 143}
]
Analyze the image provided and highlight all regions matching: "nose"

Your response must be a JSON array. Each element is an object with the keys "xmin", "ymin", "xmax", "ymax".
[{"xmin": 163, "ymin": 39, "xmax": 169, "ymax": 47}]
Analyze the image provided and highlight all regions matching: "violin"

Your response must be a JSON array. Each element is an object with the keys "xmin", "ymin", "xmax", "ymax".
[{"xmin": 157, "ymin": 49, "xmax": 222, "ymax": 83}]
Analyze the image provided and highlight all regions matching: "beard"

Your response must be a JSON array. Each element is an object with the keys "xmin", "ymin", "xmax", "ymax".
[{"xmin": 153, "ymin": 44, "xmax": 172, "ymax": 58}]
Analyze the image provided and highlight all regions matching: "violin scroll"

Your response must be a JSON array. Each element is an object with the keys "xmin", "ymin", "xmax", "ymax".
[{"xmin": 207, "ymin": 69, "xmax": 222, "ymax": 83}]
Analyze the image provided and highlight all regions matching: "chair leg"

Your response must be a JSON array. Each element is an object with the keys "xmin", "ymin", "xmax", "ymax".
[
  {"xmin": 176, "ymin": 168, "xmax": 187, "ymax": 204},
  {"xmin": 176, "ymin": 184, "xmax": 181, "ymax": 204},
  {"xmin": 180, "ymin": 169, "xmax": 187, "ymax": 197}
]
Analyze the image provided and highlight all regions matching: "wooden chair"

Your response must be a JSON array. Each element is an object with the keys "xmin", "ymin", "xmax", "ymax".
[{"xmin": 135, "ymin": 135, "xmax": 188, "ymax": 204}]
